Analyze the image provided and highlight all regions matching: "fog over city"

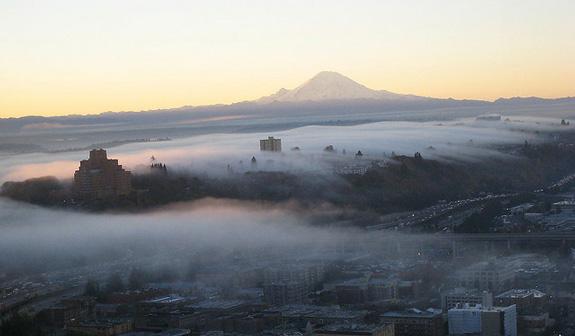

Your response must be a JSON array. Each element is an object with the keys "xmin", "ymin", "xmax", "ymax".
[
  {"xmin": 1, "ymin": 117, "xmax": 566, "ymax": 183},
  {"xmin": 0, "ymin": 197, "xmax": 365, "ymax": 273},
  {"xmin": 2, "ymin": 112, "xmax": 575, "ymax": 333},
  {"xmin": 0, "ymin": 115, "xmax": 570, "ymax": 275},
  {"xmin": 3, "ymin": 0, "xmax": 575, "ymax": 333}
]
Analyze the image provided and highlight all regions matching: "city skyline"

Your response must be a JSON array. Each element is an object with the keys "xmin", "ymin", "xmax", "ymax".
[
  {"xmin": 3, "ymin": 2, "xmax": 575, "ymax": 334},
  {"xmin": 1, "ymin": 0, "xmax": 574, "ymax": 118}
]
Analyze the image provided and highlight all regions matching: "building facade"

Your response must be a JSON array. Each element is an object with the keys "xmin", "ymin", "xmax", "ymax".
[
  {"xmin": 263, "ymin": 281, "xmax": 306, "ymax": 306},
  {"xmin": 381, "ymin": 308, "xmax": 444, "ymax": 336},
  {"xmin": 495, "ymin": 289, "xmax": 547, "ymax": 314},
  {"xmin": 495, "ymin": 289, "xmax": 550, "ymax": 335},
  {"xmin": 74, "ymin": 149, "xmax": 132, "ymax": 198},
  {"xmin": 260, "ymin": 137, "xmax": 282, "ymax": 152},
  {"xmin": 448, "ymin": 303, "xmax": 517, "ymax": 336},
  {"xmin": 442, "ymin": 288, "xmax": 494, "ymax": 312},
  {"xmin": 313, "ymin": 323, "xmax": 395, "ymax": 336},
  {"xmin": 449, "ymin": 261, "xmax": 515, "ymax": 293}
]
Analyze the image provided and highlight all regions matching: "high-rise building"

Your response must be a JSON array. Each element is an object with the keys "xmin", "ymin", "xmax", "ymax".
[
  {"xmin": 448, "ymin": 303, "xmax": 517, "ymax": 336},
  {"xmin": 260, "ymin": 137, "xmax": 282, "ymax": 152},
  {"xmin": 74, "ymin": 149, "xmax": 132, "ymax": 198}
]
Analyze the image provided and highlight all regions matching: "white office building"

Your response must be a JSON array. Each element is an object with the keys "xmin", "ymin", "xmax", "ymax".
[
  {"xmin": 448, "ymin": 303, "xmax": 517, "ymax": 336},
  {"xmin": 260, "ymin": 136, "xmax": 282, "ymax": 152}
]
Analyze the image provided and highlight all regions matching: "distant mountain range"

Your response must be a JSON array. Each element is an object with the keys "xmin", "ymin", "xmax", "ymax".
[
  {"xmin": 1, "ymin": 71, "xmax": 574, "ymax": 136},
  {"xmin": 257, "ymin": 71, "xmax": 428, "ymax": 103}
]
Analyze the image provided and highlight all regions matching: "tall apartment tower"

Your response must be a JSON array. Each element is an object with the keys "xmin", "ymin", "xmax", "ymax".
[
  {"xmin": 260, "ymin": 136, "xmax": 282, "ymax": 152},
  {"xmin": 74, "ymin": 149, "xmax": 132, "ymax": 198}
]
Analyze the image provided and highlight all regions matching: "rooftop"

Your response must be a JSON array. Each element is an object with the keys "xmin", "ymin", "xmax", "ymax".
[
  {"xmin": 315, "ymin": 323, "xmax": 391, "ymax": 335},
  {"xmin": 69, "ymin": 319, "xmax": 132, "ymax": 328},
  {"xmin": 449, "ymin": 303, "xmax": 516, "ymax": 312},
  {"xmin": 120, "ymin": 329, "xmax": 190, "ymax": 336},
  {"xmin": 144, "ymin": 295, "xmax": 186, "ymax": 304},
  {"xmin": 443, "ymin": 288, "xmax": 491, "ymax": 296},
  {"xmin": 265, "ymin": 305, "xmax": 366, "ymax": 320},
  {"xmin": 495, "ymin": 289, "xmax": 546, "ymax": 299},
  {"xmin": 189, "ymin": 299, "xmax": 244, "ymax": 311},
  {"xmin": 382, "ymin": 308, "xmax": 441, "ymax": 319}
]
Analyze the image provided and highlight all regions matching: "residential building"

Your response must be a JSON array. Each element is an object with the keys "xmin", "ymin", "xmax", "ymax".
[
  {"xmin": 264, "ymin": 305, "xmax": 366, "ymax": 328},
  {"xmin": 495, "ymin": 289, "xmax": 548, "ymax": 315},
  {"xmin": 263, "ymin": 265, "xmax": 325, "ymax": 292},
  {"xmin": 74, "ymin": 149, "xmax": 132, "ymax": 198},
  {"xmin": 264, "ymin": 282, "xmax": 306, "ymax": 306},
  {"xmin": 442, "ymin": 288, "xmax": 493, "ymax": 312},
  {"xmin": 381, "ymin": 308, "xmax": 444, "ymax": 336},
  {"xmin": 313, "ymin": 323, "xmax": 394, "ymax": 336},
  {"xmin": 449, "ymin": 260, "xmax": 515, "ymax": 292},
  {"xmin": 260, "ymin": 137, "xmax": 282, "ymax": 152},
  {"xmin": 448, "ymin": 303, "xmax": 517, "ymax": 336},
  {"xmin": 495, "ymin": 289, "xmax": 551, "ymax": 335},
  {"xmin": 66, "ymin": 319, "xmax": 133, "ymax": 336},
  {"xmin": 335, "ymin": 278, "xmax": 368, "ymax": 305}
]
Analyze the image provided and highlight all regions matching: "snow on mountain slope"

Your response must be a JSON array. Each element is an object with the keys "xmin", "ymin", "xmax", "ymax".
[{"xmin": 258, "ymin": 71, "xmax": 425, "ymax": 103}]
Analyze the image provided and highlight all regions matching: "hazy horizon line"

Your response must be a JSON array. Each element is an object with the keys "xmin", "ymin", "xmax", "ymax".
[{"xmin": 3, "ymin": 70, "xmax": 574, "ymax": 120}]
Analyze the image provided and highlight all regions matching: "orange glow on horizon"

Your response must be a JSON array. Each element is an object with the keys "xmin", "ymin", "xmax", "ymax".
[{"xmin": 1, "ymin": 0, "xmax": 574, "ymax": 118}]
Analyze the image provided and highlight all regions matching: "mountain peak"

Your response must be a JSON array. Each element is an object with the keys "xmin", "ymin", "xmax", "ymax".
[
  {"xmin": 257, "ymin": 71, "xmax": 422, "ymax": 103},
  {"xmin": 309, "ymin": 71, "xmax": 350, "ymax": 80}
]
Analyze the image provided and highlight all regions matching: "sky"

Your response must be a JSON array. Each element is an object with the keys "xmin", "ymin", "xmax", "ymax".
[{"xmin": 1, "ymin": 0, "xmax": 574, "ymax": 118}]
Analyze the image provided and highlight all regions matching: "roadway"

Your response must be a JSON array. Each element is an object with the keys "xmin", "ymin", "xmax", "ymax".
[
  {"xmin": 366, "ymin": 170, "xmax": 575, "ymax": 233},
  {"xmin": 435, "ymin": 232, "xmax": 575, "ymax": 242}
]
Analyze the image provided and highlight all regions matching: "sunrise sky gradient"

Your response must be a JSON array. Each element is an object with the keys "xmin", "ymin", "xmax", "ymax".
[{"xmin": 1, "ymin": 0, "xmax": 574, "ymax": 117}]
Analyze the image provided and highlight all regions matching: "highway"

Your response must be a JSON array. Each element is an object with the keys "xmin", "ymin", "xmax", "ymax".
[
  {"xmin": 435, "ymin": 232, "xmax": 575, "ymax": 242},
  {"xmin": 366, "ymin": 170, "xmax": 575, "ymax": 233},
  {"xmin": 365, "ymin": 193, "xmax": 515, "ymax": 231}
]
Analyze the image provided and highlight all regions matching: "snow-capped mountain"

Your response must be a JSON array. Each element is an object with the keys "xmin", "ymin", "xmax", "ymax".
[{"xmin": 258, "ymin": 71, "xmax": 425, "ymax": 103}]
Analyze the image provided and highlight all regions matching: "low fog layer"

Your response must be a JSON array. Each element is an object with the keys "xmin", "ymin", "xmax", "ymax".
[
  {"xmin": 0, "ymin": 116, "xmax": 570, "ymax": 277},
  {"xmin": 0, "ymin": 197, "xmax": 377, "ymax": 274},
  {"xmin": 0, "ymin": 117, "xmax": 567, "ymax": 183}
]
